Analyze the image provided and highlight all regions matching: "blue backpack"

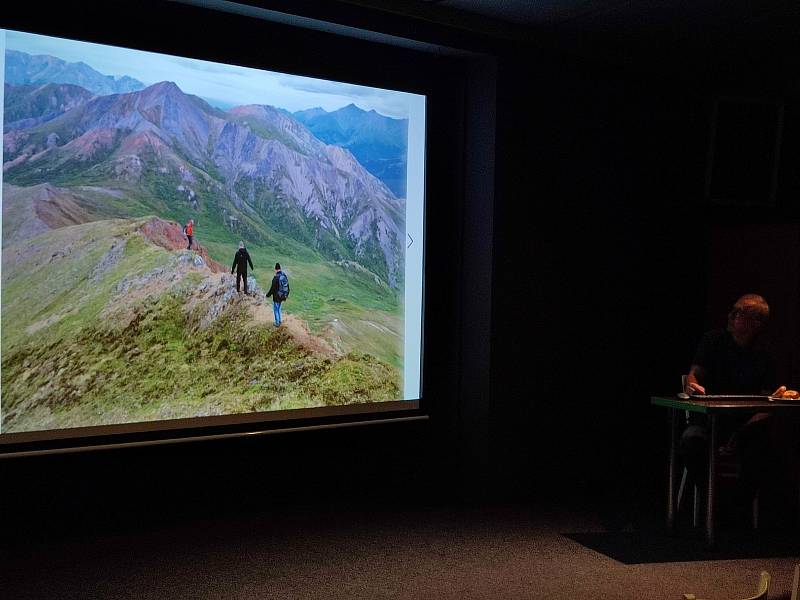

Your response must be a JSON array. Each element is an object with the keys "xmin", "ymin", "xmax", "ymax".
[{"xmin": 276, "ymin": 272, "xmax": 290, "ymax": 301}]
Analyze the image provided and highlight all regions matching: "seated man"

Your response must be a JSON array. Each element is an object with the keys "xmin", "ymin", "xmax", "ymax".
[
  {"xmin": 679, "ymin": 294, "xmax": 776, "ymax": 516},
  {"xmin": 685, "ymin": 293, "xmax": 775, "ymax": 398}
]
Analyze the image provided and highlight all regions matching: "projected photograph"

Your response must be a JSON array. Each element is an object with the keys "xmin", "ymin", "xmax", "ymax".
[{"xmin": 1, "ymin": 29, "xmax": 425, "ymax": 436}]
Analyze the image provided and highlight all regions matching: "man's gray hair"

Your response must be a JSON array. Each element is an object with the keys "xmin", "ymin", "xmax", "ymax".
[
  {"xmin": 736, "ymin": 293, "xmax": 770, "ymax": 323},
  {"xmin": 239, "ymin": 241, "xmax": 245, "ymax": 249}
]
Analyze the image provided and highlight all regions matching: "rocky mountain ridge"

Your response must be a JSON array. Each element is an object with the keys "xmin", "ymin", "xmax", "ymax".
[
  {"xmin": 3, "ymin": 82, "xmax": 95, "ymax": 132},
  {"xmin": 3, "ymin": 79, "xmax": 404, "ymax": 286}
]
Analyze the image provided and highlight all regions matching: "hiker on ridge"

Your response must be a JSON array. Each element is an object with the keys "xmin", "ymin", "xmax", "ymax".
[
  {"xmin": 265, "ymin": 262, "xmax": 289, "ymax": 327},
  {"xmin": 231, "ymin": 241, "xmax": 254, "ymax": 295},
  {"xmin": 183, "ymin": 219, "xmax": 194, "ymax": 250}
]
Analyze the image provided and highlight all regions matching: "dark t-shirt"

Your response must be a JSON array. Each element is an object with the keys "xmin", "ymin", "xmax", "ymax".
[{"xmin": 692, "ymin": 328, "xmax": 776, "ymax": 394}]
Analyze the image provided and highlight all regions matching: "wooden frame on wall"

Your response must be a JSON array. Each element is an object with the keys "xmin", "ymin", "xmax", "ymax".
[{"xmin": 704, "ymin": 96, "xmax": 784, "ymax": 208}]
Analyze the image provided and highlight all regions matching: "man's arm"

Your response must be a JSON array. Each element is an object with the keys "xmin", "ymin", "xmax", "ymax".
[
  {"xmin": 231, "ymin": 253, "xmax": 237, "ymax": 274},
  {"xmin": 266, "ymin": 275, "xmax": 278, "ymax": 298},
  {"xmin": 686, "ymin": 365, "xmax": 707, "ymax": 395},
  {"xmin": 246, "ymin": 250, "xmax": 254, "ymax": 271}
]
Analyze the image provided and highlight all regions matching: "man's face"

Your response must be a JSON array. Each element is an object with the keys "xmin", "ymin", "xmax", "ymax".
[{"xmin": 727, "ymin": 301, "xmax": 763, "ymax": 340}]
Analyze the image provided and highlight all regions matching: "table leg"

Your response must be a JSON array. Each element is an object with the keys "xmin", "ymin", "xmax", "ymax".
[
  {"xmin": 668, "ymin": 407, "xmax": 679, "ymax": 531},
  {"xmin": 706, "ymin": 414, "xmax": 717, "ymax": 548}
]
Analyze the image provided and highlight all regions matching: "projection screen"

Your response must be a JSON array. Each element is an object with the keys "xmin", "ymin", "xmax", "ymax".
[{"xmin": 0, "ymin": 28, "xmax": 426, "ymax": 450}]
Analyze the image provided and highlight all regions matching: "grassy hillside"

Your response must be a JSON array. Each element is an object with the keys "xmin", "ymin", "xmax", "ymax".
[
  {"xmin": 176, "ymin": 202, "xmax": 403, "ymax": 369},
  {"xmin": 1, "ymin": 218, "xmax": 167, "ymax": 351},
  {"xmin": 2, "ymin": 177, "xmax": 404, "ymax": 367},
  {"xmin": 1, "ymin": 218, "xmax": 401, "ymax": 434}
]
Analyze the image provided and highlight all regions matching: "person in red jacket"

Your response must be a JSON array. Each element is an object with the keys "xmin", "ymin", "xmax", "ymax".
[{"xmin": 183, "ymin": 219, "xmax": 194, "ymax": 250}]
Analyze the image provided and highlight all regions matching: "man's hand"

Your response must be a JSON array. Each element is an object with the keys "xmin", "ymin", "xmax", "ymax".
[
  {"xmin": 686, "ymin": 382, "xmax": 706, "ymax": 395},
  {"xmin": 686, "ymin": 365, "xmax": 706, "ymax": 395}
]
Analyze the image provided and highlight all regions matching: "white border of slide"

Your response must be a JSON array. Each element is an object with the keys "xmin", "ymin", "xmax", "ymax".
[{"xmin": 403, "ymin": 96, "xmax": 425, "ymax": 401}]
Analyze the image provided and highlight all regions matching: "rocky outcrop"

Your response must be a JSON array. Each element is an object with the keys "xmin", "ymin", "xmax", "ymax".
[{"xmin": 138, "ymin": 217, "xmax": 225, "ymax": 273}]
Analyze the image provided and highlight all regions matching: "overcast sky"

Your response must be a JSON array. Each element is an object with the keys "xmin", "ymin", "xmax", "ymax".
[{"xmin": 3, "ymin": 29, "xmax": 419, "ymax": 118}]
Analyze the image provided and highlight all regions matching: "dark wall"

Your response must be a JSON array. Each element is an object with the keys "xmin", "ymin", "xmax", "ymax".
[
  {"xmin": 490, "ymin": 51, "xmax": 708, "ymax": 505},
  {"xmin": 700, "ymin": 44, "xmax": 800, "ymax": 391},
  {"xmin": 489, "ymin": 40, "xmax": 800, "ymax": 509}
]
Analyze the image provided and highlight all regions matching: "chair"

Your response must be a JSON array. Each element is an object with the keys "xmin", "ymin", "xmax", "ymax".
[
  {"xmin": 682, "ymin": 570, "xmax": 770, "ymax": 600},
  {"xmin": 677, "ymin": 450, "xmax": 760, "ymax": 528}
]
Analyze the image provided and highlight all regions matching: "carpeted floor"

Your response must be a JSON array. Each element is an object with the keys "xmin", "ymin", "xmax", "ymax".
[
  {"xmin": 564, "ymin": 529, "xmax": 800, "ymax": 564},
  {"xmin": 3, "ymin": 502, "xmax": 799, "ymax": 599}
]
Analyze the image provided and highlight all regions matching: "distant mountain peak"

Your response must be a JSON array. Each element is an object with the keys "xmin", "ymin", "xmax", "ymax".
[
  {"xmin": 292, "ymin": 102, "xmax": 409, "ymax": 197},
  {"xmin": 147, "ymin": 80, "xmax": 181, "ymax": 93},
  {"xmin": 4, "ymin": 49, "xmax": 146, "ymax": 95},
  {"xmin": 340, "ymin": 102, "xmax": 364, "ymax": 113},
  {"xmin": 138, "ymin": 81, "xmax": 192, "ymax": 107},
  {"xmin": 293, "ymin": 107, "xmax": 327, "ymax": 120}
]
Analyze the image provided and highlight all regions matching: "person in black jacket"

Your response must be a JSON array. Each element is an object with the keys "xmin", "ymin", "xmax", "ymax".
[{"xmin": 230, "ymin": 241, "xmax": 254, "ymax": 295}]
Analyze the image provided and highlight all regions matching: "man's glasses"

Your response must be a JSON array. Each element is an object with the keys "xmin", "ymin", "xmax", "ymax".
[{"xmin": 729, "ymin": 307, "xmax": 763, "ymax": 321}]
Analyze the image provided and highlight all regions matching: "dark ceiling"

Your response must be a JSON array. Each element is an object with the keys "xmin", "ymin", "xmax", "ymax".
[{"xmin": 332, "ymin": 0, "xmax": 800, "ymax": 75}]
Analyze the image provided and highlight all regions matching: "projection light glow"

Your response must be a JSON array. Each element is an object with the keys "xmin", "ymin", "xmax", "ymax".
[{"xmin": 0, "ymin": 28, "xmax": 425, "ymax": 443}]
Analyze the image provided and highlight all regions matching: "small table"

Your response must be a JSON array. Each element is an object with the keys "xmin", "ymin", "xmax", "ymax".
[{"xmin": 651, "ymin": 395, "xmax": 800, "ymax": 547}]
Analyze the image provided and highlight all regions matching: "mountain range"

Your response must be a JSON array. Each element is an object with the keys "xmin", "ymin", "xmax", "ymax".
[
  {"xmin": 3, "ymin": 77, "xmax": 405, "ymax": 286},
  {"xmin": 5, "ymin": 49, "xmax": 145, "ymax": 95},
  {"xmin": 293, "ymin": 103, "xmax": 408, "ymax": 198}
]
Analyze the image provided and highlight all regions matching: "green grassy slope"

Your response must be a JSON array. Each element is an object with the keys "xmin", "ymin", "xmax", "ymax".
[
  {"xmin": 1, "ymin": 219, "xmax": 167, "ymax": 351},
  {"xmin": 1, "ymin": 218, "xmax": 400, "ymax": 434}
]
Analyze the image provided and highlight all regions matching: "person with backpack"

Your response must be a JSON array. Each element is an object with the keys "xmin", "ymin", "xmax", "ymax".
[
  {"xmin": 230, "ymin": 241, "xmax": 254, "ymax": 295},
  {"xmin": 183, "ymin": 219, "xmax": 194, "ymax": 250},
  {"xmin": 265, "ymin": 262, "xmax": 289, "ymax": 327}
]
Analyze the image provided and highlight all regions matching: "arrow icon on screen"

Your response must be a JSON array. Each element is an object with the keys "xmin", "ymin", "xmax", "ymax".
[{"xmin": 407, "ymin": 233, "xmax": 414, "ymax": 248}]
